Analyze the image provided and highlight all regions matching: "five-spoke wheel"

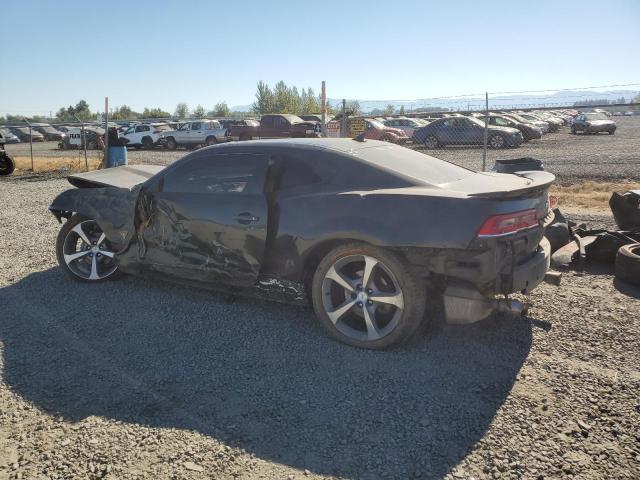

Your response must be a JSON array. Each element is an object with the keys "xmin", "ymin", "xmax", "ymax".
[
  {"xmin": 312, "ymin": 243, "xmax": 427, "ymax": 349},
  {"xmin": 56, "ymin": 215, "xmax": 119, "ymax": 282}
]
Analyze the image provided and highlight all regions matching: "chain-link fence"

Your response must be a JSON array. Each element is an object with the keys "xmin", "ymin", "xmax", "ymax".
[{"xmin": 2, "ymin": 85, "xmax": 639, "ymax": 181}]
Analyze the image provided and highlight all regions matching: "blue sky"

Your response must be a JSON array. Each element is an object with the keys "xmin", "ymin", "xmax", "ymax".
[{"xmin": 1, "ymin": 0, "xmax": 639, "ymax": 116}]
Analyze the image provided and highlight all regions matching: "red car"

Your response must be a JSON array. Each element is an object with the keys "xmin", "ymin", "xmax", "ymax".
[{"xmin": 363, "ymin": 118, "xmax": 408, "ymax": 144}]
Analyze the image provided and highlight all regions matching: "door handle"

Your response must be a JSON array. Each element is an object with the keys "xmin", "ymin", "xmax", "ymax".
[{"xmin": 233, "ymin": 212, "xmax": 259, "ymax": 225}]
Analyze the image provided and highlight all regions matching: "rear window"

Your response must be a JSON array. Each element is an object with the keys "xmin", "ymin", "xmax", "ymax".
[{"xmin": 354, "ymin": 145, "xmax": 474, "ymax": 185}]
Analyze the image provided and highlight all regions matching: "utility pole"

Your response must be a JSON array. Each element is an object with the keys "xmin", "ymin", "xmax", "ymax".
[{"xmin": 321, "ymin": 81, "xmax": 327, "ymax": 137}]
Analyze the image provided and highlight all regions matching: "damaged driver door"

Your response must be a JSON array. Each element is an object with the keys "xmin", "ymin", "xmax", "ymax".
[{"xmin": 138, "ymin": 151, "xmax": 270, "ymax": 286}]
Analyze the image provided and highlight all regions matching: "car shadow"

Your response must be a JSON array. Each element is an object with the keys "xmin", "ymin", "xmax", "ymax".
[{"xmin": 0, "ymin": 269, "xmax": 533, "ymax": 479}]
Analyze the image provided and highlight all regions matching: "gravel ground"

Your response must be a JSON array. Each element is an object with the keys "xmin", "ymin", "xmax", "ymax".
[
  {"xmin": 5, "ymin": 116, "xmax": 640, "ymax": 183},
  {"xmin": 1, "ymin": 175, "xmax": 639, "ymax": 480}
]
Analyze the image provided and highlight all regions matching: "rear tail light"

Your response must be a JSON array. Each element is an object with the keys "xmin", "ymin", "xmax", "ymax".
[{"xmin": 477, "ymin": 209, "xmax": 538, "ymax": 237}]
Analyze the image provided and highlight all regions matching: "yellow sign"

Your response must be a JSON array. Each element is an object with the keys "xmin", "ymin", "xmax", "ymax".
[{"xmin": 350, "ymin": 118, "xmax": 365, "ymax": 136}]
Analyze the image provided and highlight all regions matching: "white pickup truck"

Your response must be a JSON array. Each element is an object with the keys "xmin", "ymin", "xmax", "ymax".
[{"xmin": 159, "ymin": 120, "xmax": 229, "ymax": 150}]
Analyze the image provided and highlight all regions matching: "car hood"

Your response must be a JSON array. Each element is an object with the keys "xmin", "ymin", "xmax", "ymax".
[{"xmin": 67, "ymin": 165, "xmax": 165, "ymax": 189}]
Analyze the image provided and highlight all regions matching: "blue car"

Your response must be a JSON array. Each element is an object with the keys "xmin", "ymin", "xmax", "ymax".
[{"xmin": 412, "ymin": 117, "xmax": 523, "ymax": 149}]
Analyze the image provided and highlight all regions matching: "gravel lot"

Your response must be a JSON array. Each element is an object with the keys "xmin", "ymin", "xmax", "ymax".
[
  {"xmin": 1, "ymin": 173, "xmax": 639, "ymax": 480},
  {"xmin": 5, "ymin": 116, "xmax": 640, "ymax": 183}
]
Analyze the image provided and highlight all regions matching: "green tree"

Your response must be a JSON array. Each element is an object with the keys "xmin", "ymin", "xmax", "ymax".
[
  {"xmin": 345, "ymin": 100, "xmax": 362, "ymax": 116},
  {"xmin": 192, "ymin": 104, "xmax": 206, "ymax": 118},
  {"xmin": 631, "ymin": 93, "xmax": 640, "ymax": 111},
  {"xmin": 174, "ymin": 103, "xmax": 189, "ymax": 118},
  {"xmin": 209, "ymin": 102, "xmax": 230, "ymax": 117},
  {"xmin": 399, "ymin": 105, "xmax": 405, "ymax": 115},
  {"xmin": 111, "ymin": 105, "xmax": 138, "ymax": 120},
  {"xmin": 253, "ymin": 81, "xmax": 275, "ymax": 114},
  {"xmin": 55, "ymin": 100, "xmax": 93, "ymax": 121},
  {"xmin": 140, "ymin": 107, "xmax": 171, "ymax": 119},
  {"xmin": 384, "ymin": 104, "xmax": 395, "ymax": 115}
]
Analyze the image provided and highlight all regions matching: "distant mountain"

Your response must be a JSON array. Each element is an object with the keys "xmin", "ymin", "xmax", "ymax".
[
  {"xmin": 231, "ymin": 89, "xmax": 638, "ymax": 114},
  {"xmin": 327, "ymin": 90, "xmax": 639, "ymax": 113}
]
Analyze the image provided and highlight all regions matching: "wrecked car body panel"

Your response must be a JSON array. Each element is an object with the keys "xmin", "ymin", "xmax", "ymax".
[{"xmin": 50, "ymin": 139, "xmax": 555, "ymax": 325}]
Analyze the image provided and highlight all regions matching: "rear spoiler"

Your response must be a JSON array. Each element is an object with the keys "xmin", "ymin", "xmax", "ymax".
[{"xmin": 468, "ymin": 171, "xmax": 555, "ymax": 199}]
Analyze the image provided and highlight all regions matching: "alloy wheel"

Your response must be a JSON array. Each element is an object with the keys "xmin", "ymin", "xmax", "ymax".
[
  {"xmin": 424, "ymin": 135, "xmax": 438, "ymax": 148},
  {"xmin": 62, "ymin": 220, "xmax": 118, "ymax": 280},
  {"xmin": 321, "ymin": 255, "xmax": 404, "ymax": 342},
  {"xmin": 489, "ymin": 134, "xmax": 505, "ymax": 148}
]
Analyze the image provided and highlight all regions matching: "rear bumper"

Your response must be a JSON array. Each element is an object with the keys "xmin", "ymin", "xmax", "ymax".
[{"xmin": 441, "ymin": 237, "xmax": 550, "ymax": 324}]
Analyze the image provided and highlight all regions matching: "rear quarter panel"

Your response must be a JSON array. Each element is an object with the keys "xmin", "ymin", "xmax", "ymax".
[{"xmin": 264, "ymin": 188, "xmax": 549, "ymax": 281}]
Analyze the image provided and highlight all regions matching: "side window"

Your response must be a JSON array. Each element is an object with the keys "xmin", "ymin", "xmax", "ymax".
[
  {"xmin": 125, "ymin": 127, "xmax": 134, "ymax": 135},
  {"xmin": 162, "ymin": 153, "xmax": 268, "ymax": 195},
  {"xmin": 142, "ymin": 125, "xmax": 150, "ymax": 132},
  {"xmin": 191, "ymin": 122, "xmax": 202, "ymax": 130},
  {"xmin": 442, "ymin": 119, "xmax": 454, "ymax": 128},
  {"xmin": 262, "ymin": 116, "xmax": 274, "ymax": 128},
  {"xmin": 495, "ymin": 117, "xmax": 508, "ymax": 126},
  {"xmin": 135, "ymin": 125, "xmax": 145, "ymax": 133},
  {"xmin": 276, "ymin": 156, "xmax": 322, "ymax": 191}
]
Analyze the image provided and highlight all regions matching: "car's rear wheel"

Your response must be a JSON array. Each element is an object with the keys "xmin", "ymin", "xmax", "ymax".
[
  {"xmin": 142, "ymin": 136, "xmax": 154, "ymax": 149},
  {"xmin": 166, "ymin": 137, "xmax": 177, "ymax": 150},
  {"xmin": 424, "ymin": 135, "xmax": 439, "ymax": 148},
  {"xmin": 489, "ymin": 134, "xmax": 506, "ymax": 149},
  {"xmin": 311, "ymin": 243, "xmax": 427, "ymax": 349},
  {"xmin": 56, "ymin": 215, "xmax": 120, "ymax": 282},
  {"xmin": 206, "ymin": 136, "xmax": 217, "ymax": 146},
  {"xmin": 571, "ymin": 126, "xmax": 577, "ymax": 134},
  {"xmin": 608, "ymin": 129, "xmax": 615, "ymax": 135}
]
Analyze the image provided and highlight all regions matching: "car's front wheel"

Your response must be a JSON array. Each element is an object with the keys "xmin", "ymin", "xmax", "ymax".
[
  {"xmin": 311, "ymin": 243, "xmax": 428, "ymax": 349},
  {"xmin": 489, "ymin": 134, "xmax": 506, "ymax": 149},
  {"xmin": 142, "ymin": 136, "xmax": 154, "ymax": 149},
  {"xmin": 424, "ymin": 135, "xmax": 439, "ymax": 148},
  {"xmin": 56, "ymin": 215, "xmax": 120, "ymax": 282}
]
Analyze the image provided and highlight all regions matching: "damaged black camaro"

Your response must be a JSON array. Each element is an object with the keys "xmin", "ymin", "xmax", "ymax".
[{"xmin": 49, "ymin": 139, "xmax": 554, "ymax": 349}]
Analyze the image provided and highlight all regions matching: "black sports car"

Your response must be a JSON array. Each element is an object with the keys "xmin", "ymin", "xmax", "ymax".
[
  {"xmin": 49, "ymin": 139, "xmax": 554, "ymax": 349},
  {"xmin": 571, "ymin": 113, "xmax": 616, "ymax": 135}
]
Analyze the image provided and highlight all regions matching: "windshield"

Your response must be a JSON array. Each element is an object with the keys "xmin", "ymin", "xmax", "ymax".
[
  {"xmin": 367, "ymin": 119, "xmax": 386, "ymax": 129},
  {"xmin": 356, "ymin": 144, "xmax": 474, "ymax": 185},
  {"xmin": 584, "ymin": 113, "xmax": 608, "ymax": 121}
]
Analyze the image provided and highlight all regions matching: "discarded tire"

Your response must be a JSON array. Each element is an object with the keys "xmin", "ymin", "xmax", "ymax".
[
  {"xmin": 0, "ymin": 152, "xmax": 15, "ymax": 176},
  {"xmin": 615, "ymin": 243, "xmax": 640, "ymax": 286}
]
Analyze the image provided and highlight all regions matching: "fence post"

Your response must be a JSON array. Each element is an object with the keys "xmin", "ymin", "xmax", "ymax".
[
  {"xmin": 104, "ymin": 97, "xmax": 109, "ymax": 167},
  {"xmin": 23, "ymin": 118, "xmax": 34, "ymax": 171},
  {"xmin": 341, "ymin": 99, "xmax": 346, "ymax": 137},
  {"xmin": 482, "ymin": 92, "xmax": 489, "ymax": 172},
  {"xmin": 75, "ymin": 114, "xmax": 88, "ymax": 172}
]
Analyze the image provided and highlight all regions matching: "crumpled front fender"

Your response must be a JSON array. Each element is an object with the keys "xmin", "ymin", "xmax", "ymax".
[{"xmin": 49, "ymin": 186, "xmax": 141, "ymax": 252}]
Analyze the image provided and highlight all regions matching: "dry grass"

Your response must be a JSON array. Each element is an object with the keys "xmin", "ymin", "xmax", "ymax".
[
  {"xmin": 13, "ymin": 155, "xmax": 103, "ymax": 174},
  {"xmin": 550, "ymin": 181, "xmax": 639, "ymax": 211}
]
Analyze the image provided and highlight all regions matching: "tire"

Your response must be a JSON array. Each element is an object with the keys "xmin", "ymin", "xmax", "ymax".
[
  {"xmin": 311, "ymin": 243, "xmax": 428, "ymax": 350},
  {"xmin": 424, "ymin": 135, "xmax": 439, "ymax": 149},
  {"xmin": 206, "ymin": 136, "xmax": 217, "ymax": 146},
  {"xmin": 142, "ymin": 136, "xmax": 154, "ymax": 149},
  {"xmin": 571, "ymin": 126, "xmax": 577, "ymax": 134},
  {"xmin": 0, "ymin": 153, "xmax": 15, "ymax": 176},
  {"xmin": 56, "ymin": 214, "xmax": 121, "ymax": 283},
  {"xmin": 615, "ymin": 243, "xmax": 640, "ymax": 286},
  {"xmin": 608, "ymin": 129, "xmax": 615, "ymax": 135},
  {"xmin": 166, "ymin": 137, "xmax": 177, "ymax": 150},
  {"xmin": 488, "ymin": 134, "xmax": 506, "ymax": 149}
]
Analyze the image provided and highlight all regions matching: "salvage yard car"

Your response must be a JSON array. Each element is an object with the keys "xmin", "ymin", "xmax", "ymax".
[
  {"xmin": 0, "ymin": 132, "xmax": 16, "ymax": 175},
  {"xmin": 159, "ymin": 120, "xmax": 229, "ymax": 149},
  {"xmin": 362, "ymin": 119, "xmax": 408, "ymax": 144},
  {"xmin": 49, "ymin": 139, "xmax": 553, "ymax": 350},
  {"xmin": 571, "ymin": 112, "xmax": 616, "ymax": 135},
  {"xmin": 479, "ymin": 114, "xmax": 543, "ymax": 141},
  {"xmin": 413, "ymin": 116, "xmax": 524, "ymax": 149},
  {"xmin": 228, "ymin": 114, "xmax": 320, "ymax": 141},
  {"xmin": 120, "ymin": 123, "xmax": 172, "ymax": 149}
]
